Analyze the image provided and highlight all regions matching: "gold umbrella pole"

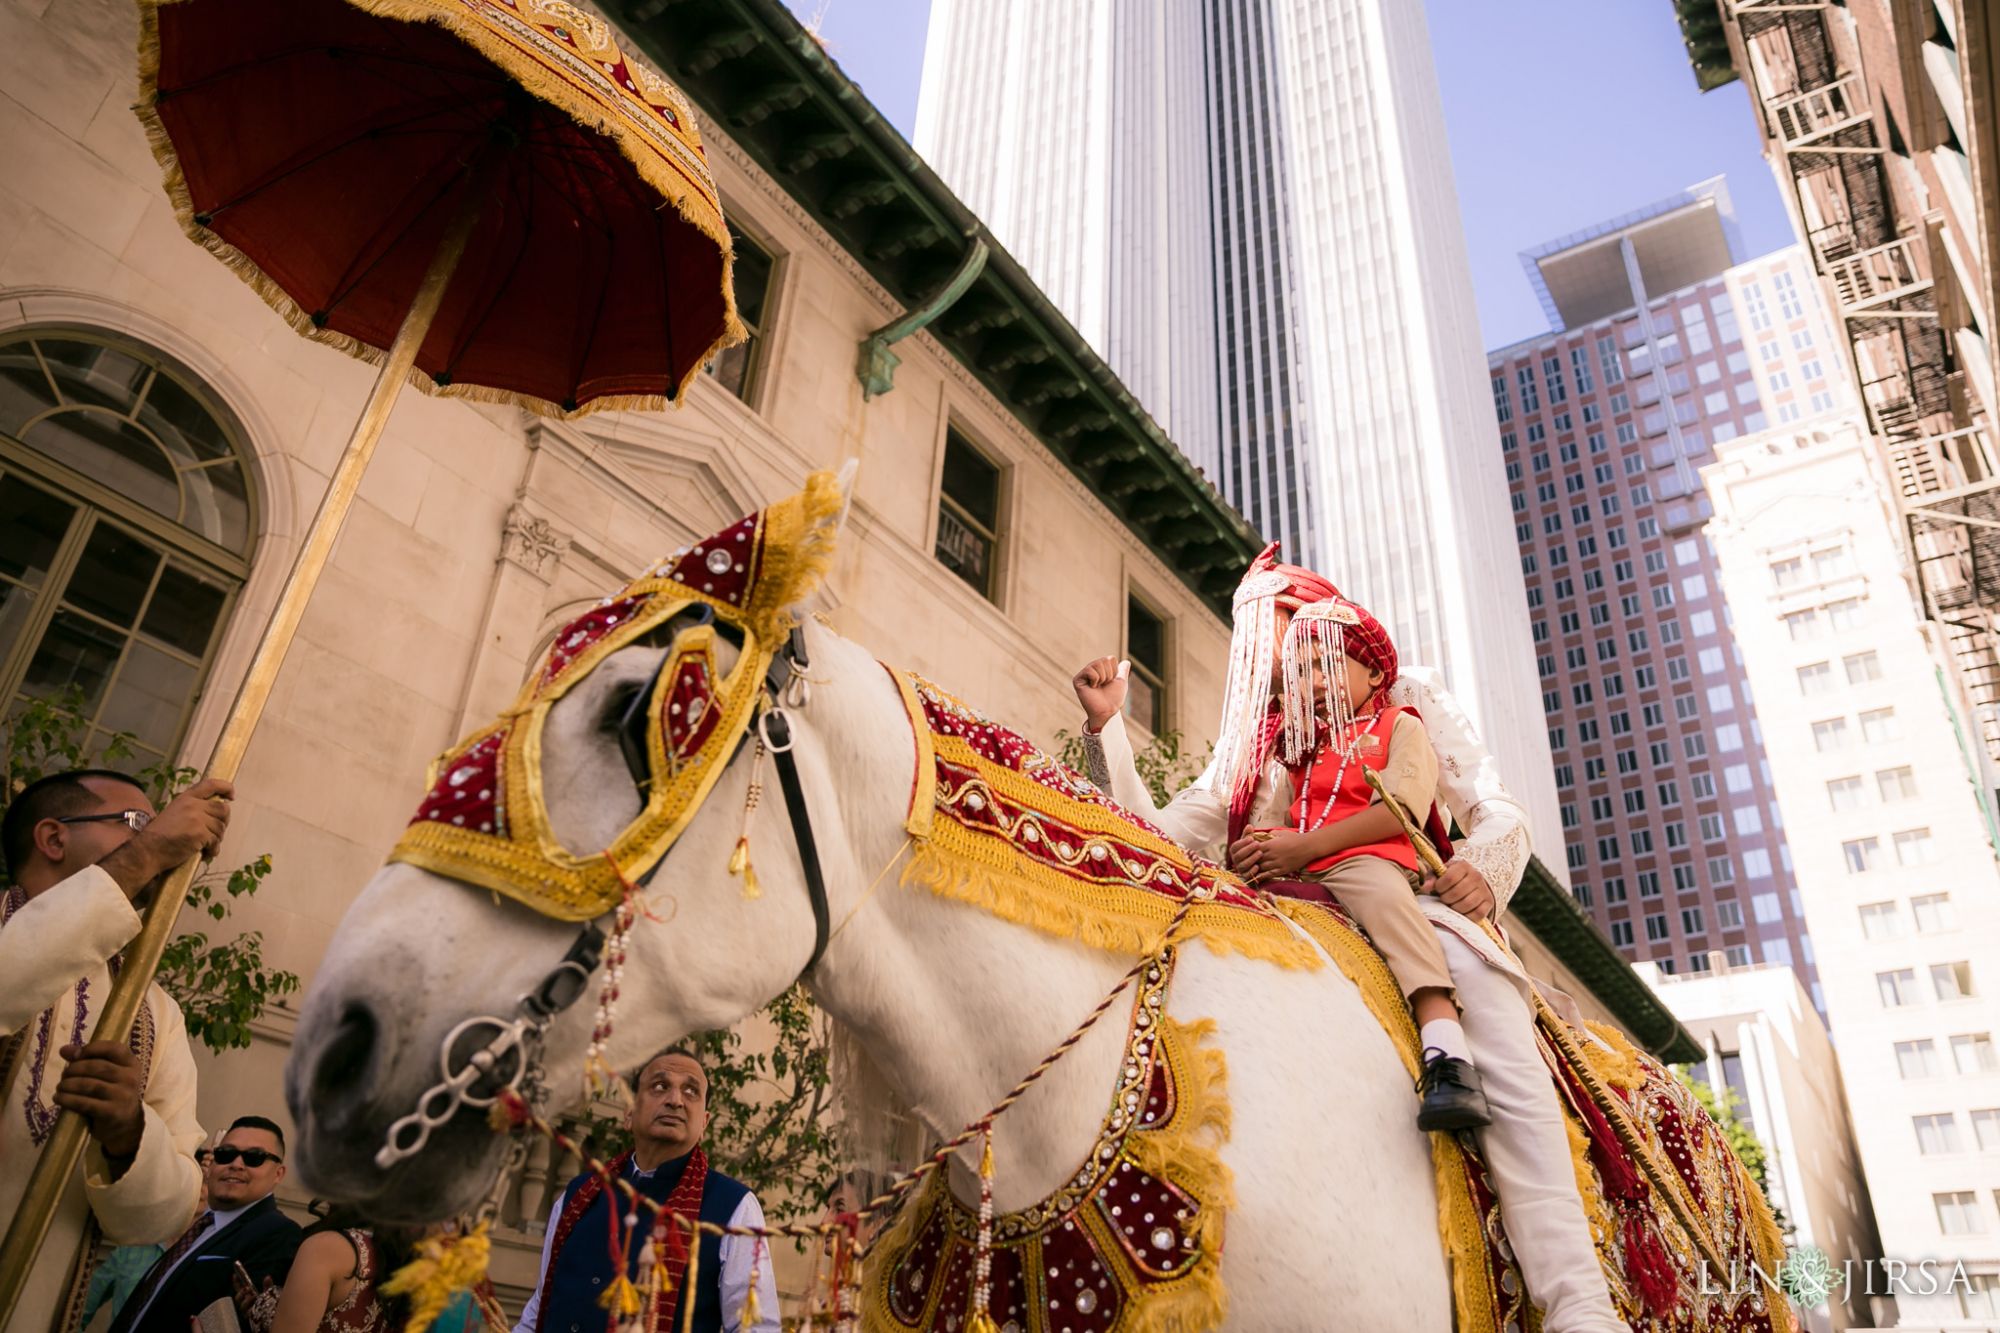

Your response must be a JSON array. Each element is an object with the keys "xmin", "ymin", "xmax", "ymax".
[{"xmin": 0, "ymin": 180, "xmax": 486, "ymax": 1323}]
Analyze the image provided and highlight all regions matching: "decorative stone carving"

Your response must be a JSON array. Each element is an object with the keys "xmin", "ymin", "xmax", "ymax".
[{"xmin": 501, "ymin": 504, "xmax": 572, "ymax": 580}]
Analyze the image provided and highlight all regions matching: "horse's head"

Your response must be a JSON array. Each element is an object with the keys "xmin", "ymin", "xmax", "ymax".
[{"xmin": 286, "ymin": 470, "xmax": 859, "ymax": 1220}]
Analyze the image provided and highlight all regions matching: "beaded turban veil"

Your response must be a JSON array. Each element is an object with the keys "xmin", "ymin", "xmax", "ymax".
[
  {"xmin": 1212, "ymin": 543, "xmax": 1337, "ymax": 805},
  {"xmin": 1279, "ymin": 595, "xmax": 1398, "ymax": 766},
  {"xmin": 389, "ymin": 472, "xmax": 844, "ymax": 921}
]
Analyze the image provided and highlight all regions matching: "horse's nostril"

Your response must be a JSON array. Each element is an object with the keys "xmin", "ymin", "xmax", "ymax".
[{"xmin": 311, "ymin": 1003, "xmax": 381, "ymax": 1114}]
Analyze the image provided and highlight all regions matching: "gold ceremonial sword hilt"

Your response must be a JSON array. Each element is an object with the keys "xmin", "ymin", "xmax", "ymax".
[{"xmin": 1362, "ymin": 767, "xmax": 1447, "ymax": 877}]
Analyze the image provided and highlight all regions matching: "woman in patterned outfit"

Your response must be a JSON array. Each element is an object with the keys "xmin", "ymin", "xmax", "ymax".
[{"xmin": 235, "ymin": 1212, "xmax": 413, "ymax": 1333}]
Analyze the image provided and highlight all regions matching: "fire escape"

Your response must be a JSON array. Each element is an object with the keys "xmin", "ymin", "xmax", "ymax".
[{"xmin": 1729, "ymin": 0, "xmax": 2000, "ymax": 770}]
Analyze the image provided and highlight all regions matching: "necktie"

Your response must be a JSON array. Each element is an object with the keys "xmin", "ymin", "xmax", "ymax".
[{"xmin": 117, "ymin": 1210, "xmax": 214, "ymax": 1329}]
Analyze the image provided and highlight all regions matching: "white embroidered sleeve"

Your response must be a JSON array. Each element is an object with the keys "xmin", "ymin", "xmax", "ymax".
[
  {"xmin": 1391, "ymin": 668, "xmax": 1534, "ymax": 914},
  {"xmin": 83, "ymin": 987, "xmax": 204, "ymax": 1245},
  {"xmin": 1079, "ymin": 714, "xmax": 1229, "ymax": 855},
  {"xmin": 0, "ymin": 866, "xmax": 141, "ymax": 1037}
]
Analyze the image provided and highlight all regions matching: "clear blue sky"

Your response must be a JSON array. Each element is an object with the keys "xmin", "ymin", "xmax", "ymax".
[{"xmin": 782, "ymin": 0, "xmax": 1797, "ymax": 350}]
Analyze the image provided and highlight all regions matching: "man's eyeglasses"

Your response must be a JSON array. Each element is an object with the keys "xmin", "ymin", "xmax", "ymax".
[
  {"xmin": 209, "ymin": 1146, "xmax": 281, "ymax": 1167},
  {"xmin": 56, "ymin": 810, "xmax": 151, "ymax": 833}
]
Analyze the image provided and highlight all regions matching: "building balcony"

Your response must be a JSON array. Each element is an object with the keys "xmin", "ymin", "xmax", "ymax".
[
  {"xmin": 1768, "ymin": 73, "xmax": 1873, "ymax": 148},
  {"xmin": 1829, "ymin": 236, "xmax": 1933, "ymax": 312},
  {"xmin": 1885, "ymin": 426, "xmax": 2000, "ymax": 502}
]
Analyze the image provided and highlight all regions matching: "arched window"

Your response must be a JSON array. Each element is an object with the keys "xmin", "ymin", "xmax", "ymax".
[{"xmin": 0, "ymin": 330, "xmax": 256, "ymax": 767}]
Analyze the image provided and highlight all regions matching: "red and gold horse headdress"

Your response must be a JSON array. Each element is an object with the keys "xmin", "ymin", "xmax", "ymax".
[{"xmin": 389, "ymin": 472, "xmax": 845, "ymax": 921}]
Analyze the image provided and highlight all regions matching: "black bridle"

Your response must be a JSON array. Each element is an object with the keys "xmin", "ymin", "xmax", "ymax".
[
  {"xmin": 612, "ymin": 610, "xmax": 831, "ymax": 970},
  {"xmin": 375, "ymin": 616, "xmax": 831, "ymax": 1169}
]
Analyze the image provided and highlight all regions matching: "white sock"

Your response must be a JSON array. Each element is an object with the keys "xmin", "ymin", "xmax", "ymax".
[{"xmin": 1418, "ymin": 1018, "xmax": 1470, "ymax": 1065}]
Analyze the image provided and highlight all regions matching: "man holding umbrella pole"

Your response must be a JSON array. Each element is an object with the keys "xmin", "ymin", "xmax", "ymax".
[{"xmin": 0, "ymin": 770, "xmax": 233, "ymax": 1333}]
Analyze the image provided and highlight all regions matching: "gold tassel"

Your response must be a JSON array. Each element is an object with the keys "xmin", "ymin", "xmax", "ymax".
[
  {"xmin": 739, "ymin": 1282, "xmax": 761, "ymax": 1328},
  {"xmin": 381, "ymin": 1223, "xmax": 492, "ymax": 1333},
  {"xmin": 965, "ymin": 1313, "xmax": 1000, "ymax": 1333},
  {"xmin": 729, "ymin": 836, "xmax": 761, "ymax": 899},
  {"xmin": 599, "ymin": 1274, "xmax": 644, "ymax": 1318}
]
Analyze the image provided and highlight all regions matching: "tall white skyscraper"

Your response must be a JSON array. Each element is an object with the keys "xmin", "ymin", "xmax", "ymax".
[{"xmin": 918, "ymin": 0, "xmax": 1559, "ymax": 853}]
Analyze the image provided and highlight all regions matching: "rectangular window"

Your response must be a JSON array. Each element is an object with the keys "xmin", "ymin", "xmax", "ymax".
[
  {"xmin": 1826, "ymin": 596, "xmax": 1864, "ymax": 631},
  {"xmin": 1699, "ymin": 814, "xmax": 1725, "ymax": 842},
  {"xmin": 1611, "ymin": 920, "xmax": 1634, "ymax": 947},
  {"xmin": 1784, "ymin": 609, "xmax": 1821, "ymax": 641},
  {"xmin": 1682, "ymin": 907, "xmax": 1705, "ymax": 935},
  {"xmin": 1955, "ymin": 1034, "xmax": 2000, "ymax": 1076},
  {"xmin": 1935, "ymin": 962, "xmax": 1977, "ymax": 1002},
  {"xmin": 1878, "ymin": 766, "xmax": 1920, "ymax": 802},
  {"xmin": 1844, "ymin": 651, "xmax": 1884, "ymax": 684},
  {"xmin": 1797, "ymin": 662, "xmax": 1834, "ymax": 696},
  {"xmin": 1827, "ymin": 776, "xmax": 1866, "ymax": 812},
  {"xmin": 1645, "ymin": 914, "xmax": 1670, "ymax": 942},
  {"xmin": 1517, "ymin": 365, "xmax": 1540, "ymax": 413},
  {"xmin": 1571, "ymin": 345, "xmax": 1595, "ymax": 396},
  {"xmin": 1492, "ymin": 377, "xmax": 1512, "ymax": 424},
  {"xmin": 1900, "ymin": 1039, "xmax": 1944, "ymax": 1078},
  {"xmin": 1915, "ymin": 894, "xmax": 1957, "ymax": 934},
  {"xmin": 1639, "ymin": 871, "xmax": 1661, "ymax": 898},
  {"xmin": 1543, "ymin": 355, "xmax": 1567, "ymax": 404},
  {"xmin": 1125, "ymin": 595, "xmax": 1168, "ymax": 734},
  {"xmin": 936, "ymin": 429, "xmax": 1002, "ymax": 599},
  {"xmin": 1598, "ymin": 335, "xmax": 1625, "ymax": 385},
  {"xmin": 1975, "ymin": 1110, "xmax": 2000, "ymax": 1152},
  {"xmin": 1715, "ymin": 897, "xmax": 1742, "ymax": 926},
  {"xmin": 1861, "ymin": 707, "xmax": 1902, "ymax": 743},
  {"xmin": 1879, "ymin": 968, "xmax": 1920, "ymax": 1007},
  {"xmin": 1859, "ymin": 902, "xmax": 1904, "ymax": 940},
  {"xmin": 1811, "ymin": 718, "xmax": 1849, "ymax": 752},
  {"xmin": 1938, "ymin": 1191, "xmax": 1985, "ymax": 1235},
  {"xmin": 1771, "ymin": 557, "xmax": 1804, "ymax": 589},
  {"xmin": 1843, "ymin": 837, "xmax": 1882, "ymax": 873},
  {"xmin": 1896, "ymin": 828, "xmax": 1939, "ymax": 866},
  {"xmin": 706, "ymin": 224, "xmax": 776, "ymax": 401},
  {"xmin": 1917, "ymin": 1114, "xmax": 1966, "ymax": 1155}
]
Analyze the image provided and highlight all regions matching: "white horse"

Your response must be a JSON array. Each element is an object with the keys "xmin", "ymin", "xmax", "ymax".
[{"xmin": 286, "ymin": 558, "xmax": 1457, "ymax": 1329}]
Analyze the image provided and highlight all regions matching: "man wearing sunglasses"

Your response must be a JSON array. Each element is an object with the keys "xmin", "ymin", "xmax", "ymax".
[
  {"xmin": 109, "ymin": 1116, "xmax": 302, "ymax": 1333},
  {"xmin": 0, "ymin": 768, "xmax": 234, "ymax": 1333}
]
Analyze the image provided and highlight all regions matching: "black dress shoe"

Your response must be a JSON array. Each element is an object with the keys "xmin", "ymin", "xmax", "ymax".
[{"xmin": 1415, "ymin": 1048, "xmax": 1493, "ymax": 1132}]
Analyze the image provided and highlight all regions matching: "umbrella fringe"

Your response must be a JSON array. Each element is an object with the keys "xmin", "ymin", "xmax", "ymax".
[{"xmin": 133, "ymin": 0, "xmax": 747, "ymax": 419}]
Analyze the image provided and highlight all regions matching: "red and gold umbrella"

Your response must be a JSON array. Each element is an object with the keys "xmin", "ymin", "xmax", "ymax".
[{"xmin": 0, "ymin": 0, "xmax": 740, "ymax": 1308}]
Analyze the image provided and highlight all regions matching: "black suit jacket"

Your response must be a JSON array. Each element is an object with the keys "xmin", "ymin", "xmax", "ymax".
[{"xmin": 111, "ymin": 1194, "xmax": 302, "ymax": 1333}]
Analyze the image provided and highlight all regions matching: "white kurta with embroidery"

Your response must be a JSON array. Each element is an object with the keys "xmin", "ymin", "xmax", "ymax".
[
  {"xmin": 1081, "ymin": 664, "xmax": 1534, "ymax": 983},
  {"xmin": 0, "ymin": 866, "xmax": 206, "ymax": 1333}
]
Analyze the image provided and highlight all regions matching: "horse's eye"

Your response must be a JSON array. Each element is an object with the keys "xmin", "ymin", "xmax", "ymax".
[{"xmin": 602, "ymin": 680, "xmax": 644, "ymax": 731}]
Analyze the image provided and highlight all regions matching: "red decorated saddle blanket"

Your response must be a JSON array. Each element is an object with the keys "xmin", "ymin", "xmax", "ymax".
[{"xmin": 887, "ymin": 669, "xmax": 1321, "ymax": 971}]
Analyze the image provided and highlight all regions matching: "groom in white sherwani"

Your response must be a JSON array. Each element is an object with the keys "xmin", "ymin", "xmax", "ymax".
[{"xmin": 1075, "ymin": 544, "xmax": 1624, "ymax": 1333}]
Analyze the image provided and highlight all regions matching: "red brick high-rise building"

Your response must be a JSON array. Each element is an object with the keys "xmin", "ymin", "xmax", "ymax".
[{"xmin": 1489, "ymin": 181, "xmax": 1853, "ymax": 1012}]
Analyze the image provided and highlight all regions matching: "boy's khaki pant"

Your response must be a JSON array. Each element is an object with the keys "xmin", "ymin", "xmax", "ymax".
[{"xmin": 1306, "ymin": 856, "xmax": 1455, "ymax": 999}]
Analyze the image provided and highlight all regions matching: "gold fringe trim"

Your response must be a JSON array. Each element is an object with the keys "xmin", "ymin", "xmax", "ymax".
[
  {"xmin": 1111, "ymin": 1014, "xmax": 1233, "ymax": 1333},
  {"xmin": 748, "ymin": 469, "xmax": 844, "ymax": 641},
  {"xmin": 862, "ymin": 1014, "xmax": 1234, "ymax": 1333},
  {"xmin": 1581, "ymin": 1020, "xmax": 1647, "ymax": 1094},
  {"xmin": 1265, "ymin": 898, "xmax": 1497, "ymax": 1333},
  {"xmin": 901, "ymin": 841, "xmax": 1322, "ymax": 972},
  {"xmin": 133, "ymin": 0, "xmax": 744, "ymax": 419}
]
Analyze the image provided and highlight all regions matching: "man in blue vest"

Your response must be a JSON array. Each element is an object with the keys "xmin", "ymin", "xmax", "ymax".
[{"xmin": 515, "ymin": 1049, "xmax": 779, "ymax": 1333}]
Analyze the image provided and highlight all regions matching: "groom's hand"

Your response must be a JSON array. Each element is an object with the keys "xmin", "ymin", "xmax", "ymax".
[
  {"xmin": 1422, "ymin": 860, "xmax": 1496, "ymax": 922},
  {"xmin": 1073, "ymin": 656, "xmax": 1129, "ymax": 732}
]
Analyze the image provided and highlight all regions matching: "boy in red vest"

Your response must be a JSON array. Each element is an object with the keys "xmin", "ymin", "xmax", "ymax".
[{"xmin": 1238, "ymin": 595, "xmax": 1492, "ymax": 1133}]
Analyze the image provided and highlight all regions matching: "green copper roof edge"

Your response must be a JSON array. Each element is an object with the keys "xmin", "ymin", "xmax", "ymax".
[
  {"xmin": 1511, "ymin": 857, "xmax": 1703, "ymax": 1064},
  {"xmin": 1670, "ymin": 0, "xmax": 1743, "ymax": 91},
  {"xmin": 610, "ymin": 0, "xmax": 1263, "ymax": 620}
]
